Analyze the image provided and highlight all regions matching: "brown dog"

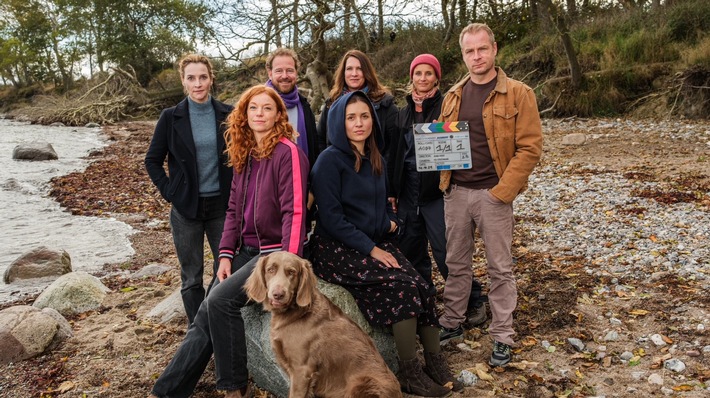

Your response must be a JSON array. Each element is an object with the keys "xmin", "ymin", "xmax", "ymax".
[{"xmin": 244, "ymin": 251, "xmax": 403, "ymax": 398}]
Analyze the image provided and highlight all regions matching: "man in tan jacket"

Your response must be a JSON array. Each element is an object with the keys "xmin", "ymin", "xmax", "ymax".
[{"xmin": 438, "ymin": 23, "xmax": 542, "ymax": 367}]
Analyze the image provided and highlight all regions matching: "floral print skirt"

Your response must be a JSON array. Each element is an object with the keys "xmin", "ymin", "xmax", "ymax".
[{"xmin": 310, "ymin": 234, "xmax": 439, "ymax": 328}]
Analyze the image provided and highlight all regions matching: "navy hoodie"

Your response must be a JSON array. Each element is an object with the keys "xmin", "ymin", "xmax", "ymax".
[{"xmin": 311, "ymin": 91, "xmax": 397, "ymax": 255}]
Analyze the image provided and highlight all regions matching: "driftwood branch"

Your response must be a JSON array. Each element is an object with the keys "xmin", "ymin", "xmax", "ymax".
[{"xmin": 540, "ymin": 91, "xmax": 563, "ymax": 115}]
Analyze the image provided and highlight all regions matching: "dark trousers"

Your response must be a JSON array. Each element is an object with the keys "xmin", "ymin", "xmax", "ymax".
[
  {"xmin": 151, "ymin": 248, "xmax": 260, "ymax": 397},
  {"xmin": 169, "ymin": 196, "xmax": 226, "ymax": 325},
  {"xmin": 398, "ymin": 196, "xmax": 483, "ymax": 308}
]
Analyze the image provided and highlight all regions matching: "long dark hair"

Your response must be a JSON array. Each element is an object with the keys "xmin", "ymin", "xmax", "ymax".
[
  {"xmin": 330, "ymin": 50, "xmax": 388, "ymax": 104},
  {"xmin": 346, "ymin": 94, "xmax": 383, "ymax": 176}
]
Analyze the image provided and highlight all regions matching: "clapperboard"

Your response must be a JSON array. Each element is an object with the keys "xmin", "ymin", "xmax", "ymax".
[{"xmin": 412, "ymin": 122, "xmax": 472, "ymax": 172}]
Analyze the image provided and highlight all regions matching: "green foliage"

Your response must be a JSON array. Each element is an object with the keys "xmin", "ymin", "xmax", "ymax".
[
  {"xmin": 604, "ymin": 29, "xmax": 680, "ymax": 68},
  {"xmin": 681, "ymin": 35, "xmax": 710, "ymax": 67},
  {"xmin": 666, "ymin": 0, "xmax": 710, "ymax": 43}
]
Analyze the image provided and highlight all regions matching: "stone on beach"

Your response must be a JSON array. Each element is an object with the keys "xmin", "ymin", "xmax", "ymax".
[
  {"xmin": 12, "ymin": 142, "xmax": 59, "ymax": 160},
  {"xmin": 33, "ymin": 271, "xmax": 110, "ymax": 316},
  {"xmin": 0, "ymin": 305, "xmax": 73, "ymax": 365},
  {"xmin": 3, "ymin": 246, "xmax": 72, "ymax": 284}
]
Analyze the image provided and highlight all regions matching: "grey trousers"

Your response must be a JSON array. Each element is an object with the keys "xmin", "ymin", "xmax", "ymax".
[{"xmin": 439, "ymin": 185, "xmax": 517, "ymax": 345}]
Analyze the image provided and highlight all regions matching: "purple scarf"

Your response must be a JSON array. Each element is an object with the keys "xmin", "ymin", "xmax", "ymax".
[{"xmin": 266, "ymin": 79, "xmax": 307, "ymax": 156}]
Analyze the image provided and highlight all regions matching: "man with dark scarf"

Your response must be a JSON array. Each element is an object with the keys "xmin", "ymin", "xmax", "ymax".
[{"xmin": 265, "ymin": 48, "xmax": 320, "ymax": 167}]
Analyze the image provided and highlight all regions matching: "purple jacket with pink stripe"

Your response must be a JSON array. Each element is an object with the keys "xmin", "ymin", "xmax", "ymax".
[{"xmin": 218, "ymin": 137, "xmax": 309, "ymax": 259}]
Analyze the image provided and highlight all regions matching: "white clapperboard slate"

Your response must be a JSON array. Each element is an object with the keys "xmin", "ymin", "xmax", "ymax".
[{"xmin": 412, "ymin": 121, "xmax": 472, "ymax": 172}]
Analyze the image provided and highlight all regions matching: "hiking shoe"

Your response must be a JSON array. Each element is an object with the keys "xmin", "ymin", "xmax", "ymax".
[
  {"xmin": 463, "ymin": 303, "xmax": 487, "ymax": 328},
  {"xmin": 439, "ymin": 325, "xmax": 464, "ymax": 343},
  {"xmin": 489, "ymin": 341, "xmax": 512, "ymax": 367}
]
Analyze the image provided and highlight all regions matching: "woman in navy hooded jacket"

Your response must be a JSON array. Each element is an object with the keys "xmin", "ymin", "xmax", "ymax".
[{"xmin": 310, "ymin": 91, "xmax": 462, "ymax": 397}]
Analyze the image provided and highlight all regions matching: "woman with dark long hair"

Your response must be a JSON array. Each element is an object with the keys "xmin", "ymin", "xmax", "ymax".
[
  {"xmin": 316, "ymin": 49, "xmax": 398, "ymax": 157},
  {"xmin": 310, "ymin": 91, "xmax": 463, "ymax": 397}
]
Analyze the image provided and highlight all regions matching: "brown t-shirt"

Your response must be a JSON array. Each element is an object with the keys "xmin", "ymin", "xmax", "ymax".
[{"xmin": 452, "ymin": 77, "xmax": 499, "ymax": 189}]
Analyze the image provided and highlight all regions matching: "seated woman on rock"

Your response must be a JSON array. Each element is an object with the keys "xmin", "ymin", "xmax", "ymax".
[{"xmin": 309, "ymin": 90, "xmax": 463, "ymax": 397}]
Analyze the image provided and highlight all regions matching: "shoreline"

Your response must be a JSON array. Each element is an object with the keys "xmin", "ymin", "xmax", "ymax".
[{"xmin": 1, "ymin": 118, "xmax": 708, "ymax": 397}]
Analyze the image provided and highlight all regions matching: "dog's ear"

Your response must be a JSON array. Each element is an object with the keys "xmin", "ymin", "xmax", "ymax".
[
  {"xmin": 244, "ymin": 255, "xmax": 269, "ymax": 303},
  {"xmin": 295, "ymin": 258, "xmax": 317, "ymax": 308}
]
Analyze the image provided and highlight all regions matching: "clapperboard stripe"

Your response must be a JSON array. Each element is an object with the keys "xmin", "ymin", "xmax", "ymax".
[{"xmin": 414, "ymin": 121, "xmax": 469, "ymax": 134}]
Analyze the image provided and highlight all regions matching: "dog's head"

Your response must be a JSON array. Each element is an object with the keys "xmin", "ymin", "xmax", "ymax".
[{"xmin": 244, "ymin": 251, "xmax": 317, "ymax": 312}]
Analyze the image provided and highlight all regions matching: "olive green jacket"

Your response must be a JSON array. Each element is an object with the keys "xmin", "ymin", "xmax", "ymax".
[{"xmin": 439, "ymin": 67, "xmax": 543, "ymax": 204}]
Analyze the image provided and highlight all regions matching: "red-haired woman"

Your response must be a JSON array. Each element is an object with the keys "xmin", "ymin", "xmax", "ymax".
[{"xmin": 149, "ymin": 85, "xmax": 309, "ymax": 398}]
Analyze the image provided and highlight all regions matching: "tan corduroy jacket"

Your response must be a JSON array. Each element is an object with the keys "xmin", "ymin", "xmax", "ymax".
[{"xmin": 438, "ymin": 67, "xmax": 543, "ymax": 204}]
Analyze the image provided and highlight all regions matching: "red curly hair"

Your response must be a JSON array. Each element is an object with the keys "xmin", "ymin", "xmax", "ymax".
[{"xmin": 224, "ymin": 85, "xmax": 298, "ymax": 173}]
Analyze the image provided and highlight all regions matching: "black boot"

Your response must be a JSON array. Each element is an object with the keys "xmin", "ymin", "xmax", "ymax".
[
  {"xmin": 424, "ymin": 351, "xmax": 464, "ymax": 392},
  {"xmin": 397, "ymin": 357, "xmax": 452, "ymax": 397}
]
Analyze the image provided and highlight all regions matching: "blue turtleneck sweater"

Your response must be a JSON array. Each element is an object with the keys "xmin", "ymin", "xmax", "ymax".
[{"xmin": 187, "ymin": 96, "xmax": 220, "ymax": 197}]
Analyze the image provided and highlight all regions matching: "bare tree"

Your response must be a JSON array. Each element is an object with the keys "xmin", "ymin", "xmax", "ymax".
[
  {"xmin": 443, "ymin": 0, "xmax": 457, "ymax": 43},
  {"xmin": 292, "ymin": 0, "xmax": 299, "ymax": 49},
  {"xmin": 541, "ymin": 0, "xmax": 582, "ymax": 89}
]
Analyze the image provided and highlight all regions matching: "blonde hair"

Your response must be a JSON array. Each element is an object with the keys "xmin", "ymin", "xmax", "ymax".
[
  {"xmin": 178, "ymin": 54, "xmax": 215, "ymax": 80},
  {"xmin": 458, "ymin": 23, "xmax": 496, "ymax": 48},
  {"xmin": 224, "ymin": 85, "xmax": 298, "ymax": 173}
]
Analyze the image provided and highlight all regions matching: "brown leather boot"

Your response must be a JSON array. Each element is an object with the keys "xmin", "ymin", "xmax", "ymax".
[
  {"xmin": 424, "ymin": 351, "xmax": 465, "ymax": 392},
  {"xmin": 397, "ymin": 357, "xmax": 452, "ymax": 397}
]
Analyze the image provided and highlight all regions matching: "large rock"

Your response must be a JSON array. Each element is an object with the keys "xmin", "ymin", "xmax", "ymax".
[
  {"xmin": 0, "ymin": 305, "xmax": 73, "ymax": 365},
  {"xmin": 243, "ymin": 279, "xmax": 397, "ymax": 398},
  {"xmin": 561, "ymin": 133, "xmax": 587, "ymax": 146},
  {"xmin": 146, "ymin": 288, "xmax": 186, "ymax": 324},
  {"xmin": 33, "ymin": 272, "xmax": 110, "ymax": 316},
  {"xmin": 145, "ymin": 278, "xmax": 398, "ymax": 398},
  {"xmin": 12, "ymin": 142, "xmax": 59, "ymax": 160},
  {"xmin": 3, "ymin": 246, "xmax": 72, "ymax": 284}
]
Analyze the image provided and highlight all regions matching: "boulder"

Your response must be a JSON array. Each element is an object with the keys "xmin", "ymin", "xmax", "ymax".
[
  {"xmin": 33, "ymin": 272, "xmax": 110, "ymax": 316},
  {"xmin": 0, "ymin": 305, "xmax": 73, "ymax": 365},
  {"xmin": 3, "ymin": 246, "xmax": 72, "ymax": 284},
  {"xmin": 12, "ymin": 142, "xmax": 59, "ymax": 160},
  {"xmin": 131, "ymin": 263, "xmax": 171, "ymax": 279},
  {"xmin": 146, "ymin": 288, "xmax": 186, "ymax": 324},
  {"xmin": 243, "ymin": 279, "xmax": 397, "ymax": 398},
  {"xmin": 145, "ymin": 278, "xmax": 398, "ymax": 398},
  {"xmin": 561, "ymin": 133, "xmax": 587, "ymax": 146}
]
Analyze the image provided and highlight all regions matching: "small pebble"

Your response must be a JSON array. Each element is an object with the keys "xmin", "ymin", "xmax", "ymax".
[
  {"xmin": 650, "ymin": 334, "xmax": 667, "ymax": 346},
  {"xmin": 541, "ymin": 340, "xmax": 551, "ymax": 349},
  {"xmin": 620, "ymin": 351, "xmax": 634, "ymax": 361},
  {"xmin": 568, "ymin": 338, "xmax": 585, "ymax": 352},
  {"xmin": 648, "ymin": 373, "xmax": 664, "ymax": 385},
  {"xmin": 456, "ymin": 343, "xmax": 473, "ymax": 352},
  {"xmin": 457, "ymin": 369, "xmax": 478, "ymax": 386},
  {"xmin": 610, "ymin": 318, "xmax": 622, "ymax": 326},
  {"xmin": 631, "ymin": 371, "xmax": 646, "ymax": 380},
  {"xmin": 661, "ymin": 387, "xmax": 675, "ymax": 396},
  {"xmin": 664, "ymin": 358, "xmax": 686, "ymax": 372},
  {"xmin": 686, "ymin": 350, "xmax": 700, "ymax": 357},
  {"xmin": 604, "ymin": 331, "xmax": 619, "ymax": 341}
]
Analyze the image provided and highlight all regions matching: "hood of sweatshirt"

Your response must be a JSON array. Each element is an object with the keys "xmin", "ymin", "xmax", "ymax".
[{"xmin": 326, "ymin": 91, "xmax": 384, "ymax": 155}]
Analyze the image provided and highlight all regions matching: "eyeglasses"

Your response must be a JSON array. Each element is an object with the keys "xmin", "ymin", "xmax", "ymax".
[{"xmin": 271, "ymin": 68, "xmax": 296, "ymax": 76}]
